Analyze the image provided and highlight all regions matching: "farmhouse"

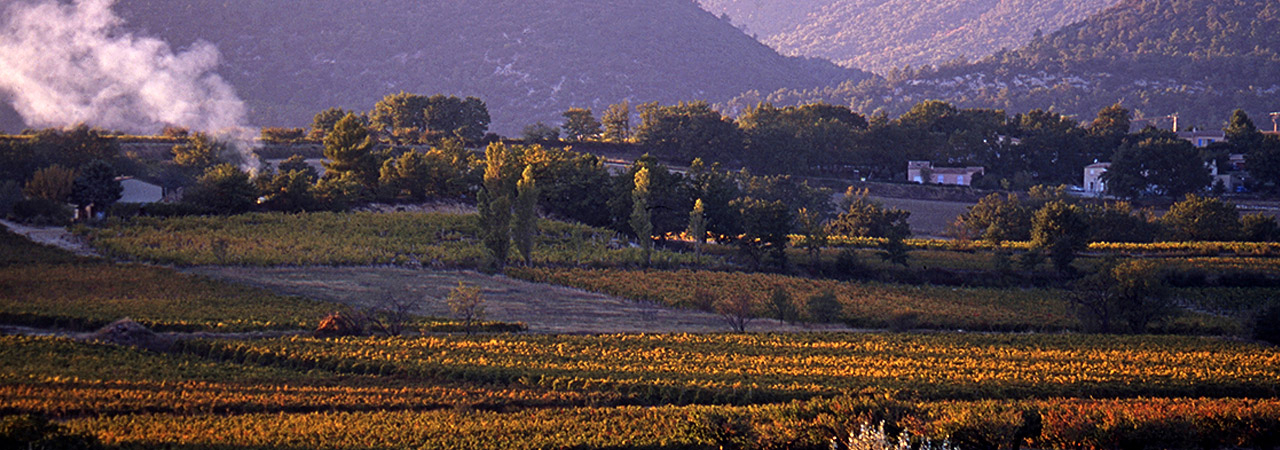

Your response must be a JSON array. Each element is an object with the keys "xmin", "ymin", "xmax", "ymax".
[
  {"xmin": 1177, "ymin": 130, "xmax": 1227, "ymax": 148},
  {"xmin": 1083, "ymin": 162, "xmax": 1110, "ymax": 196},
  {"xmin": 907, "ymin": 161, "xmax": 984, "ymax": 186}
]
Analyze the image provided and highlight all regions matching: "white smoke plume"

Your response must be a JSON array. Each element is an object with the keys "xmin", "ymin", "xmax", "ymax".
[{"xmin": 0, "ymin": 0, "xmax": 259, "ymax": 168}]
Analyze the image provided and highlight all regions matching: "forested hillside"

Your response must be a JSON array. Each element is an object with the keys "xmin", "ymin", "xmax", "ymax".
[
  {"xmin": 1, "ymin": 0, "xmax": 865, "ymax": 135},
  {"xmin": 698, "ymin": 0, "xmax": 1118, "ymax": 73},
  {"xmin": 731, "ymin": 0, "xmax": 1280, "ymax": 129}
]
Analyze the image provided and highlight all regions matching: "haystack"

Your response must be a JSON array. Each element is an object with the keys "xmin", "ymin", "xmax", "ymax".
[{"xmin": 89, "ymin": 318, "xmax": 173, "ymax": 351}]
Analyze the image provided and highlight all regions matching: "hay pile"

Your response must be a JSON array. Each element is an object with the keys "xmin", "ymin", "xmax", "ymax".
[{"xmin": 87, "ymin": 319, "xmax": 174, "ymax": 352}]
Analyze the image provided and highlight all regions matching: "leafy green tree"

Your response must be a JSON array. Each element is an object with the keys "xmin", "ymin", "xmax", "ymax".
[
  {"xmin": 311, "ymin": 107, "xmax": 351, "ymax": 139},
  {"xmin": 805, "ymin": 291, "xmax": 842, "ymax": 324},
  {"xmin": 516, "ymin": 145, "xmax": 611, "ymax": 227},
  {"xmin": 610, "ymin": 155, "xmax": 692, "ymax": 238},
  {"xmin": 732, "ymin": 197, "xmax": 794, "ymax": 270},
  {"xmin": 686, "ymin": 158, "xmax": 742, "ymax": 240},
  {"xmin": 171, "ymin": 133, "xmax": 227, "ymax": 178},
  {"xmin": 446, "ymin": 282, "xmax": 486, "ymax": 336},
  {"xmin": 630, "ymin": 168, "xmax": 654, "ymax": 268},
  {"xmin": 561, "ymin": 108, "xmax": 602, "ymax": 142},
  {"xmin": 369, "ymin": 92, "xmax": 430, "ymax": 139},
  {"xmin": 796, "ymin": 207, "xmax": 828, "ymax": 270},
  {"xmin": 896, "ymin": 100, "xmax": 961, "ymax": 132},
  {"xmin": 635, "ymin": 101, "xmax": 743, "ymax": 163},
  {"xmin": 315, "ymin": 172, "xmax": 371, "ymax": 210},
  {"xmin": 1224, "ymin": 109, "xmax": 1264, "ymax": 152},
  {"xmin": 23, "ymin": 165, "xmax": 77, "ymax": 203},
  {"xmin": 68, "ymin": 160, "xmax": 121, "ymax": 216},
  {"xmin": 1031, "ymin": 200, "xmax": 1089, "ymax": 272},
  {"xmin": 378, "ymin": 150, "xmax": 433, "ymax": 202},
  {"xmin": 1103, "ymin": 138, "xmax": 1210, "ymax": 199},
  {"xmin": 260, "ymin": 127, "xmax": 305, "ymax": 142},
  {"xmin": 260, "ymin": 169, "xmax": 318, "ymax": 212},
  {"xmin": 1083, "ymin": 202, "xmax": 1158, "ymax": 243},
  {"xmin": 522, "ymin": 122, "xmax": 560, "ymax": 141},
  {"xmin": 1161, "ymin": 194, "xmax": 1241, "ymax": 241},
  {"xmin": 739, "ymin": 173, "xmax": 833, "ymax": 221},
  {"xmin": 277, "ymin": 155, "xmax": 319, "ymax": 182},
  {"xmin": 827, "ymin": 188, "xmax": 911, "ymax": 239},
  {"xmin": 184, "ymin": 164, "xmax": 258, "ymax": 215},
  {"xmin": 737, "ymin": 102, "xmax": 867, "ymax": 175},
  {"xmin": 29, "ymin": 124, "xmax": 119, "ymax": 170},
  {"xmin": 602, "ymin": 101, "xmax": 632, "ymax": 142},
  {"xmin": 1246, "ymin": 136, "xmax": 1280, "ymax": 189},
  {"xmin": 323, "ymin": 113, "xmax": 380, "ymax": 188},
  {"xmin": 954, "ymin": 193, "xmax": 1032, "ymax": 243},
  {"xmin": 513, "ymin": 166, "xmax": 539, "ymax": 266},
  {"xmin": 1240, "ymin": 213, "xmax": 1280, "ymax": 242},
  {"xmin": 767, "ymin": 285, "xmax": 798, "ymax": 324},
  {"xmin": 996, "ymin": 109, "xmax": 1094, "ymax": 187},
  {"xmin": 1088, "ymin": 103, "xmax": 1131, "ymax": 140},
  {"xmin": 423, "ymin": 95, "xmax": 490, "ymax": 144}
]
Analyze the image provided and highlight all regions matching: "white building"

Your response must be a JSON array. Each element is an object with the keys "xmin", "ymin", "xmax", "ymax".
[
  {"xmin": 907, "ymin": 161, "xmax": 984, "ymax": 186},
  {"xmin": 1083, "ymin": 162, "xmax": 1110, "ymax": 196},
  {"xmin": 1177, "ymin": 130, "xmax": 1228, "ymax": 148},
  {"xmin": 117, "ymin": 178, "xmax": 165, "ymax": 204}
]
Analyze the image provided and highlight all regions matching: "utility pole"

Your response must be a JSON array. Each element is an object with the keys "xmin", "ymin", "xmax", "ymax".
[{"xmin": 1271, "ymin": 112, "xmax": 1279, "ymax": 133}]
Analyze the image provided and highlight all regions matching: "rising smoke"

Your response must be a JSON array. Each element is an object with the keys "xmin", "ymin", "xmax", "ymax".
[{"xmin": 0, "ymin": 0, "xmax": 259, "ymax": 167}]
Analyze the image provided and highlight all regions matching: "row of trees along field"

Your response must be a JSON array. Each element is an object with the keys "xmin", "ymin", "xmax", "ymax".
[
  {"xmin": 274, "ymin": 92, "xmax": 1280, "ymax": 193},
  {"xmin": 505, "ymin": 100, "xmax": 1280, "ymax": 197}
]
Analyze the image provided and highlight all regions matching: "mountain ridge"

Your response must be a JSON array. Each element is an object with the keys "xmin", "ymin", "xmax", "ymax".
[
  {"xmin": 728, "ymin": 0, "xmax": 1280, "ymax": 129},
  {"xmin": 698, "ymin": 0, "xmax": 1120, "ymax": 74}
]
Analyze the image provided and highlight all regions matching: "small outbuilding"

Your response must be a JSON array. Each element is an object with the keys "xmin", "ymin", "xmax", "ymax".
[{"xmin": 117, "ymin": 177, "xmax": 165, "ymax": 204}]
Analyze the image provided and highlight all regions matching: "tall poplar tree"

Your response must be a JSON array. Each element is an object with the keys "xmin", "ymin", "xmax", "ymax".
[
  {"xmin": 513, "ymin": 165, "xmax": 539, "ymax": 265},
  {"xmin": 630, "ymin": 167, "xmax": 653, "ymax": 267},
  {"xmin": 688, "ymin": 198, "xmax": 706, "ymax": 262},
  {"xmin": 479, "ymin": 143, "xmax": 513, "ymax": 269}
]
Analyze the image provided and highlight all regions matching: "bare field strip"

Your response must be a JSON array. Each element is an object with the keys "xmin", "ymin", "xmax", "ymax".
[
  {"xmin": 186, "ymin": 266, "xmax": 851, "ymax": 334},
  {"xmin": 871, "ymin": 196, "xmax": 973, "ymax": 238}
]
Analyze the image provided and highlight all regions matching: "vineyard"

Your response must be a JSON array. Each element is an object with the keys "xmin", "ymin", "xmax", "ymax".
[
  {"xmin": 3, "ymin": 334, "xmax": 1279, "ymax": 449},
  {"xmin": 510, "ymin": 267, "xmax": 1245, "ymax": 333},
  {"xmin": 5, "ymin": 210, "xmax": 1280, "ymax": 448},
  {"xmin": 86, "ymin": 212, "xmax": 702, "ymax": 267}
]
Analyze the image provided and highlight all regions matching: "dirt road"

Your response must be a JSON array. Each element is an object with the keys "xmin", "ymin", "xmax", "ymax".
[
  {"xmin": 0, "ymin": 219, "xmax": 99, "ymax": 257},
  {"xmin": 188, "ymin": 266, "xmax": 851, "ymax": 334}
]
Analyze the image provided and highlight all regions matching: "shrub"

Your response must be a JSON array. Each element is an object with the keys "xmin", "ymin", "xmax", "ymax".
[
  {"xmin": 0, "ymin": 414, "xmax": 102, "ymax": 450},
  {"xmin": 683, "ymin": 410, "xmax": 755, "ymax": 450},
  {"xmin": 1255, "ymin": 305, "xmax": 1280, "ymax": 345},
  {"xmin": 23, "ymin": 165, "xmax": 78, "ymax": 202},
  {"xmin": 183, "ymin": 164, "xmax": 258, "ymax": 215},
  {"xmin": 11, "ymin": 198, "xmax": 71, "ymax": 225},
  {"xmin": 766, "ymin": 285, "xmax": 798, "ymax": 324},
  {"xmin": 806, "ymin": 291, "xmax": 842, "ymax": 324},
  {"xmin": 0, "ymin": 180, "xmax": 22, "ymax": 217}
]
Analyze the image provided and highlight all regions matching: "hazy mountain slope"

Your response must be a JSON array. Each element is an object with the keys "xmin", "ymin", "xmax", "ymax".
[
  {"xmin": 695, "ymin": 0, "xmax": 831, "ymax": 37},
  {"xmin": 699, "ymin": 0, "xmax": 1118, "ymax": 74},
  {"xmin": 2, "ymin": 0, "xmax": 865, "ymax": 135},
  {"xmin": 730, "ymin": 0, "xmax": 1280, "ymax": 129}
]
